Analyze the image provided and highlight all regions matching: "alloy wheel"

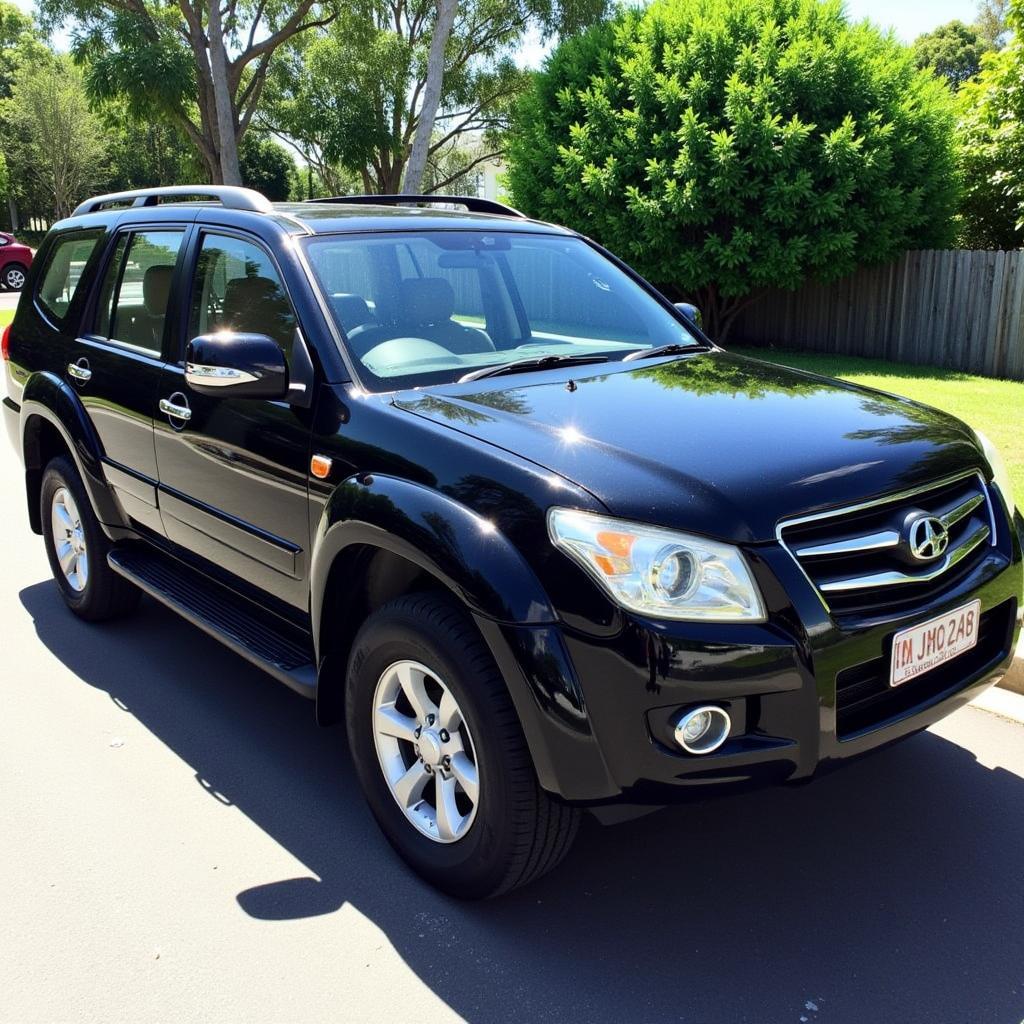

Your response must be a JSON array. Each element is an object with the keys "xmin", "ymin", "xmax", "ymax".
[
  {"xmin": 4, "ymin": 267, "xmax": 26, "ymax": 290},
  {"xmin": 50, "ymin": 486, "xmax": 89, "ymax": 592},
  {"xmin": 372, "ymin": 659, "xmax": 480, "ymax": 843}
]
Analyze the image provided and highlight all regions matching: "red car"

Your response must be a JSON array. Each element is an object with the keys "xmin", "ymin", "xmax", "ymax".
[{"xmin": 0, "ymin": 231, "xmax": 33, "ymax": 291}]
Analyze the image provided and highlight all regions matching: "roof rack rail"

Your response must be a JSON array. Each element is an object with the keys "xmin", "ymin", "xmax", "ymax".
[
  {"xmin": 71, "ymin": 185, "xmax": 274, "ymax": 218},
  {"xmin": 307, "ymin": 194, "xmax": 526, "ymax": 219}
]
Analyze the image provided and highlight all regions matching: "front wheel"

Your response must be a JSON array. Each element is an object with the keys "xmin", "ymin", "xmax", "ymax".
[
  {"xmin": 346, "ymin": 594, "xmax": 579, "ymax": 898},
  {"xmin": 40, "ymin": 457, "xmax": 140, "ymax": 621}
]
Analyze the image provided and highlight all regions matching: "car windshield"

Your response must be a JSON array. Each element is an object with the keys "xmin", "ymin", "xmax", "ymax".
[{"xmin": 302, "ymin": 230, "xmax": 702, "ymax": 389}]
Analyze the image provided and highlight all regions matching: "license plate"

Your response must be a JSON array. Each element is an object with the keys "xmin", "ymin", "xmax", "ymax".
[{"xmin": 889, "ymin": 599, "xmax": 981, "ymax": 687}]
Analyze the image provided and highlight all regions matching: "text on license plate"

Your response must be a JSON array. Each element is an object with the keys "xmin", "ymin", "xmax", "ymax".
[{"xmin": 889, "ymin": 599, "xmax": 981, "ymax": 688}]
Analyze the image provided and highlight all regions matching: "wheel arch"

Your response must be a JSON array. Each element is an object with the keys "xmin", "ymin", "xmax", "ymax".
[
  {"xmin": 310, "ymin": 475, "xmax": 618, "ymax": 801},
  {"xmin": 20, "ymin": 372, "xmax": 127, "ymax": 536}
]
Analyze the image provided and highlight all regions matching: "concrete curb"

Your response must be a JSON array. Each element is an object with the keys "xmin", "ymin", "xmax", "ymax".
[
  {"xmin": 996, "ymin": 634, "xmax": 1024, "ymax": 696},
  {"xmin": 973, "ymin": 683, "xmax": 1024, "ymax": 726}
]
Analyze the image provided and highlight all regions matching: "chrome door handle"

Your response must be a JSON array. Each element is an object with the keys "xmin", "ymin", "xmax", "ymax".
[
  {"xmin": 159, "ymin": 397, "xmax": 192, "ymax": 421},
  {"xmin": 67, "ymin": 361, "xmax": 91, "ymax": 383}
]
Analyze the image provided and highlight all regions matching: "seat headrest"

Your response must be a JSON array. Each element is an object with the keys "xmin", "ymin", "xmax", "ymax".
[
  {"xmin": 329, "ymin": 293, "xmax": 374, "ymax": 331},
  {"xmin": 398, "ymin": 277, "xmax": 455, "ymax": 325},
  {"xmin": 221, "ymin": 276, "xmax": 293, "ymax": 343},
  {"xmin": 143, "ymin": 265, "xmax": 174, "ymax": 315}
]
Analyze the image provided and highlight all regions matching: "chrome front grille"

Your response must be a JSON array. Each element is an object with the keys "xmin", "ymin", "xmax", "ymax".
[{"xmin": 778, "ymin": 472, "xmax": 997, "ymax": 618}]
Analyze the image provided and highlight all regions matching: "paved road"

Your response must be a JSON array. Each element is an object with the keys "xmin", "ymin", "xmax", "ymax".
[
  {"xmin": 0, "ymin": 290, "xmax": 20, "ymax": 312},
  {"xmin": 1, "ymin": 436, "xmax": 1022, "ymax": 1024}
]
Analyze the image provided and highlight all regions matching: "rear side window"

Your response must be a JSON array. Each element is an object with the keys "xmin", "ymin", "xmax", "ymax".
[
  {"xmin": 36, "ymin": 231, "xmax": 103, "ymax": 326},
  {"xmin": 94, "ymin": 229, "xmax": 186, "ymax": 354}
]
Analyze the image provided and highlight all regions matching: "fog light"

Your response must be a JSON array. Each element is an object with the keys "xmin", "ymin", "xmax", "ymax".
[{"xmin": 674, "ymin": 705, "xmax": 731, "ymax": 755}]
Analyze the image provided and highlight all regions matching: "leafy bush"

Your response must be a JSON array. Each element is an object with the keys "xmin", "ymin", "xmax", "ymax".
[
  {"xmin": 507, "ymin": 0, "xmax": 960, "ymax": 337},
  {"xmin": 957, "ymin": 1, "xmax": 1024, "ymax": 250}
]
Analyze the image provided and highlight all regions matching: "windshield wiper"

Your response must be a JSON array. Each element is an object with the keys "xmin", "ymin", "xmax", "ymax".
[
  {"xmin": 623, "ymin": 342, "xmax": 705, "ymax": 361},
  {"xmin": 458, "ymin": 354, "xmax": 609, "ymax": 383}
]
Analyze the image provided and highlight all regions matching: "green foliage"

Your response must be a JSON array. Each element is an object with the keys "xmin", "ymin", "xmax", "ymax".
[
  {"xmin": 239, "ymin": 133, "xmax": 298, "ymax": 200},
  {"xmin": 2, "ymin": 54, "xmax": 110, "ymax": 220},
  {"xmin": 260, "ymin": 0, "xmax": 606, "ymax": 194},
  {"xmin": 957, "ymin": 1, "xmax": 1024, "ymax": 249},
  {"xmin": 0, "ymin": 151, "xmax": 8, "ymax": 201},
  {"xmin": 913, "ymin": 20, "xmax": 987, "ymax": 88},
  {"xmin": 41, "ymin": 0, "xmax": 333, "ymax": 183},
  {"xmin": 98, "ymin": 97, "xmax": 200, "ymax": 192},
  {"xmin": 1, "ymin": 1, "xmax": 38, "ymax": 99},
  {"xmin": 507, "ymin": 0, "xmax": 960, "ymax": 336}
]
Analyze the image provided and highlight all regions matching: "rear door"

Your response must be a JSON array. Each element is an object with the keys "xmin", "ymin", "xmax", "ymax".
[
  {"xmin": 153, "ymin": 228, "xmax": 314, "ymax": 610},
  {"xmin": 71, "ymin": 226, "xmax": 188, "ymax": 534}
]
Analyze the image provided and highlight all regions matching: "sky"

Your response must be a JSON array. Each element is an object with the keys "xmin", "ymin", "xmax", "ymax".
[{"xmin": 9, "ymin": 0, "xmax": 982, "ymax": 60}]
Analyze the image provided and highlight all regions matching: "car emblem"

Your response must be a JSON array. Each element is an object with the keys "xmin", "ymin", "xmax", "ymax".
[{"xmin": 906, "ymin": 515, "xmax": 949, "ymax": 561}]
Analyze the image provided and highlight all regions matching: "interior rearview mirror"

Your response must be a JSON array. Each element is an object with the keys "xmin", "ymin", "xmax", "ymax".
[{"xmin": 185, "ymin": 333, "xmax": 289, "ymax": 399}]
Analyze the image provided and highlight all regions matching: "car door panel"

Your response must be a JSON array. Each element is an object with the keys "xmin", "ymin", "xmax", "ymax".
[
  {"xmin": 153, "ymin": 229, "xmax": 312, "ymax": 609},
  {"xmin": 71, "ymin": 227, "xmax": 187, "ymax": 536}
]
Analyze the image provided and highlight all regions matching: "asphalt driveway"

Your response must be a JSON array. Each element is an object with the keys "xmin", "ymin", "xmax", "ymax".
[{"xmin": 1, "ymin": 435, "xmax": 1022, "ymax": 1024}]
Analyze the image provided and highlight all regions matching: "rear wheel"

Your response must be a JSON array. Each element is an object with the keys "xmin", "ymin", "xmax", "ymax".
[
  {"xmin": 40, "ymin": 457, "xmax": 140, "ymax": 621},
  {"xmin": 346, "ymin": 593, "xmax": 580, "ymax": 898},
  {"xmin": 2, "ymin": 263, "xmax": 26, "ymax": 291}
]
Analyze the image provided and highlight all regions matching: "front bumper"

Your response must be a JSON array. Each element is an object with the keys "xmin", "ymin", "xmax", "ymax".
[{"xmin": 490, "ymin": 506, "xmax": 1023, "ymax": 806}]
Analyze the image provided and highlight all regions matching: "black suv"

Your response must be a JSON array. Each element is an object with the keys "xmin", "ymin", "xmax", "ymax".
[{"xmin": 3, "ymin": 186, "xmax": 1021, "ymax": 898}]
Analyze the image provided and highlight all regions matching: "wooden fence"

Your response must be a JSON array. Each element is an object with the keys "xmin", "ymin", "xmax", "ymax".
[{"xmin": 732, "ymin": 249, "xmax": 1024, "ymax": 381}]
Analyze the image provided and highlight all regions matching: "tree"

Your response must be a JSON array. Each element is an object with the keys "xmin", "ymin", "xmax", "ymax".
[
  {"xmin": 506, "ymin": 0, "xmax": 960, "ymax": 339},
  {"xmin": 913, "ymin": 20, "xmax": 987, "ymax": 88},
  {"xmin": 1, "ymin": 1, "xmax": 39, "ymax": 98},
  {"xmin": 975, "ymin": 0, "xmax": 1010, "ymax": 49},
  {"xmin": 957, "ymin": 1, "xmax": 1024, "ymax": 248},
  {"xmin": 99, "ymin": 98, "xmax": 201, "ymax": 193},
  {"xmin": 239, "ymin": 132, "xmax": 297, "ymax": 200},
  {"xmin": 2, "ymin": 55, "xmax": 110, "ymax": 220},
  {"xmin": 260, "ymin": 0, "xmax": 606, "ymax": 196},
  {"xmin": 402, "ymin": 0, "xmax": 609, "ymax": 193},
  {"xmin": 42, "ymin": 0, "xmax": 333, "ymax": 185}
]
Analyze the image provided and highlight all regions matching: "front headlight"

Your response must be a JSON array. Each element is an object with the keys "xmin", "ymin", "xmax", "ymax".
[
  {"xmin": 976, "ymin": 431, "xmax": 1016, "ymax": 515},
  {"xmin": 547, "ymin": 508, "xmax": 766, "ymax": 622}
]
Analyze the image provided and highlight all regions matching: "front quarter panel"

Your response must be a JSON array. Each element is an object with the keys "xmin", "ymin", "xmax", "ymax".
[{"xmin": 311, "ymin": 473, "xmax": 556, "ymax": 635}]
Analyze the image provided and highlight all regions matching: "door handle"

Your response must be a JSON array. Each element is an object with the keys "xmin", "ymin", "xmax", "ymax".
[
  {"xmin": 67, "ymin": 361, "xmax": 91, "ymax": 383},
  {"xmin": 159, "ymin": 396, "xmax": 192, "ymax": 422}
]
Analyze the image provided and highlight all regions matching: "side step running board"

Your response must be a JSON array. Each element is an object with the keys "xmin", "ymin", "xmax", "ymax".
[{"xmin": 108, "ymin": 546, "xmax": 317, "ymax": 699}]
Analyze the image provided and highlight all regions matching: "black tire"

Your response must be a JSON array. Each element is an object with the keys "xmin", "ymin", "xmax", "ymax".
[
  {"xmin": 2, "ymin": 263, "xmax": 26, "ymax": 291},
  {"xmin": 40, "ymin": 456, "xmax": 141, "ymax": 621},
  {"xmin": 346, "ymin": 593, "xmax": 580, "ymax": 898}
]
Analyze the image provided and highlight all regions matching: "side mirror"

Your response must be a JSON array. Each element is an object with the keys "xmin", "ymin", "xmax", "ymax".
[
  {"xmin": 674, "ymin": 302, "xmax": 702, "ymax": 328},
  {"xmin": 185, "ymin": 333, "xmax": 289, "ymax": 399}
]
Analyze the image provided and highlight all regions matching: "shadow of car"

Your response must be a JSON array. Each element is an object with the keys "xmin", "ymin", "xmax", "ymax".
[
  {"xmin": 0, "ymin": 231, "xmax": 33, "ymax": 291},
  {"xmin": 18, "ymin": 578, "xmax": 1024, "ymax": 1024}
]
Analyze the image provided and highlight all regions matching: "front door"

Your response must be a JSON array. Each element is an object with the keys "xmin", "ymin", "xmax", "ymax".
[
  {"xmin": 72, "ymin": 226, "xmax": 187, "ymax": 535},
  {"xmin": 153, "ymin": 230, "xmax": 313, "ymax": 610}
]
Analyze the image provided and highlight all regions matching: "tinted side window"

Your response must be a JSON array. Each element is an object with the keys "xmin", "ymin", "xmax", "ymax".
[
  {"xmin": 36, "ymin": 230, "xmax": 103, "ymax": 325},
  {"xmin": 94, "ymin": 230, "xmax": 185, "ymax": 354},
  {"xmin": 188, "ymin": 234, "xmax": 296, "ymax": 359}
]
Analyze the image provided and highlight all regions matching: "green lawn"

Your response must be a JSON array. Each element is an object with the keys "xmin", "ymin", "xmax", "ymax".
[
  {"xmin": 0, "ymin": 308, "xmax": 13, "ymax": 329},
  {"xmin": 734, "ymin": 347, "xmax": 1024, "ymax": 504}
]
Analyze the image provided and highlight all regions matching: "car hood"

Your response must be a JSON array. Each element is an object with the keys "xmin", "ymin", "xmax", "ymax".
[{"xmin": 393, "ymin": 351, "xmax": 983, "ymax": 543}]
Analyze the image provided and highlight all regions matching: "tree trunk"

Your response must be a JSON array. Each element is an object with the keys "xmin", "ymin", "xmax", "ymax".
[
  {"xmin": 207, "ymin": 0, "xmax": 242, "ymax": 186},
  {"xmin": 402, "ymin": 0, "xmax": 458, "ymax": 194},
  {"xmin": 7, "ymin": 196, "xmax": 19, "ymax": 233}
]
